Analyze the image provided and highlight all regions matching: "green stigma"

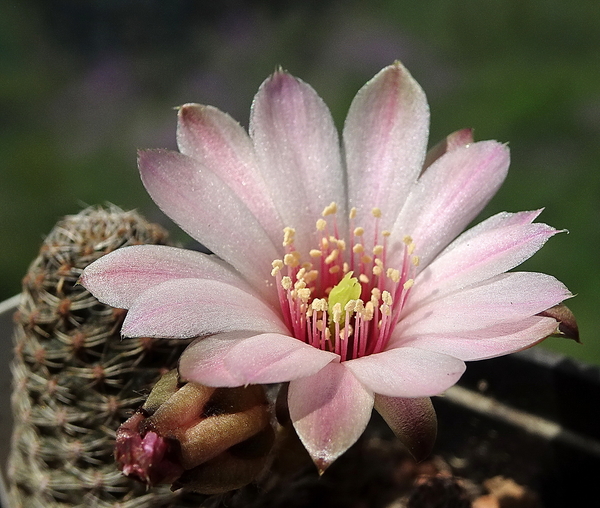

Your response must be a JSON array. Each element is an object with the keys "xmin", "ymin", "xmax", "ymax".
[{"xmin": 328, "ymin": 272, "xmax": 361, "ymax": 328}]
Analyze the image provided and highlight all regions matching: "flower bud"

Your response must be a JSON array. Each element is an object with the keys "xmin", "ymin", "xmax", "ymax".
[{"xmin": 115, "ymin": 370, "xmax": 275, "ymax": 494}]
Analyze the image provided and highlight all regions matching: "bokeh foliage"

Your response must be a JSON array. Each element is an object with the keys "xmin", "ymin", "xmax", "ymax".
[{"xmin": 1, "ymin": 0, "xmax": 598, "ymax": 363}]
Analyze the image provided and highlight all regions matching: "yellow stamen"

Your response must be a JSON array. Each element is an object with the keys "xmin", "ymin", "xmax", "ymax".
[
  {"xmin": 271, "ymin": 259, "xmax": 283, "ymax": 276},
  {"xmin": 283, "ymin": 227, "xmax": 296, "ymax": 247},
  {"xmin": 322, "ymin": 202, "xmax": 338, "ymax": 216},
  {"xmin": 297, "ymin": 288, "xmax": 311, "ymax": 302},
  {"xmin": 325, "ymin": 249, "xmax": 339, "ymax": 264},
  {"xmin": 387, "ymin": 268, "xmax": 400, "ymax": 283},
  {"xmin": 284, "ymin": 252, "xmax": 300, "ymax": 267},
  {"xmin": 372, "ymin": 208, "xmax": 382, "ymax": 218},
  {"xmin": 316, "ymin": 218, "xmax": 327, "ymax": 231},
  {"xmin": 353, "ymin": 227, "xmax": 364, "ymax": 237}
]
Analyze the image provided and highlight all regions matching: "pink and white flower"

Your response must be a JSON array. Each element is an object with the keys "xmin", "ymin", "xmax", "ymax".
[{"xmin": 81, "ymin": 62, "xmax": 571, "ymax": 472}]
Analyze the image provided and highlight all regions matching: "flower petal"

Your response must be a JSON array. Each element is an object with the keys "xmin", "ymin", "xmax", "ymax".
[
  {"xmin": 179, "ymin": 331, "xmax": 258, "ymax": 386},
  {"xmin": 288, "ymin": 362, "xmax": 374, "ymax": 472},
  {"xmin": 138, "ymin": 149, "xmax": 280, "ymax": 301},
  {"xmin": 176, "ymin": 104, "xmax": 283, "ymax": 245},
  {"xmin": 374, "ymin": 395, "xmax": 437, "ymax": 462},
  {"xmin": 249, "ymin": 70, "xmax": 346, "ymax": 252},
  {"xmin": 391, "ymin": 141, "xmax": 510, "ymax": 267},
  {"xmin": 408, "ymin": 219, "xmax": 560, "ymax": 309},
  {"xmin": 422, "ymin": 128, "xmax": 474, "ymax": 171},
  {"xmin": 122, "ymin": 278, "xmax": 287, "ymax": 338},
  {"xmin": 396, "ymin": 316, "xmax": 559, "ymax": 361},
  {"xmin": 224, "ymin": 334, "xmax": 338, "ymax": 384},
  {"xmin": 179, "ymin": 332, "xmax": 338, "ymax": 387},
  {"xmin": 344, "ymin": 62, "xmax": 429, "ymax": 223},
  {"xmin": 80, "ymin": 245, "xmax": 253, "ymax": 309},
  {"xmin": 344, "ymin": 347, "xmax": 466, "ymax": 398},
  {"xmin": 401, "ymin": 272, "xmax": 571, "ymax": 336}
]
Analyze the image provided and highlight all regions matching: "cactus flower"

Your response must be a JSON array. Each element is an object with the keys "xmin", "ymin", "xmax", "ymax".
[{"xmin": 81, "ymin": 62, "xmax": 573, "ymax": 472}]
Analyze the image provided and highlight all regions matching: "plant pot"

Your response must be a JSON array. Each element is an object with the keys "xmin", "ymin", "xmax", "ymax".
[{"xmin": 1, "ymin": 293, "xmax": 599, "ymax": 507}]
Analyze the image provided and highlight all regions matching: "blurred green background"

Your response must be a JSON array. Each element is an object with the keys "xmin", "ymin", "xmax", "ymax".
[{"xmin": 1, "ymin": 0, "xmax": 598, "ymax": 363}]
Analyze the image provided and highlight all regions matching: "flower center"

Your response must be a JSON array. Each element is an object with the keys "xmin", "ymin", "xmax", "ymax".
[{"xmin": 271, "ymin": 203, "xmax": 419, "ymax": 361}]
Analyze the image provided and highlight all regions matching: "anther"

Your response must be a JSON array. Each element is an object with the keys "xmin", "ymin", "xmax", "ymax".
[
  {"xmin": 373, "ymin": 245, "xmax": 384, "ymax": 256},
  {"xmin": 329, "ymin": 266, "xmax": 340, "ymax": 274},
  {"xmin": 353, "ymin": 244, "xmax": 364, "ymax": 254},
  {"xmin": 382, "ymin": 230, "xmax": 391, "ymax": 237},
  {"xmin": 322, "ymin": 202, "xmax": 338, "ymax": 216},
  {"xmin": 349, "ymin": 207, "xmax": 357, "ymax": 219},
  {"xmin": 283, "ymin": 227, "xmax": 296, "ymax": 247},
  {"xmin": 332, "ymin": 303, "xmax": 342, "ymax": 323},
  {"xmin": 271, "ymin": 259, "xmax": 284, "ymax": 276},
  {"xmin": 297, "ymin": 288, "xmax": 311, "ymax": 302},
  {"xmin": 359, "ymin": 274, "xmax": 369, "ymax": 284},
  {"xmin": 344, "ymin": 300, "xmax": 357, "ymax": 313},
  {"xmin": 372, "ymin": 208, "xmax": 382, "ymax": 218},
  {"xmin": 387, "ymin": 268, "xmax": 400, "ymax": 283},
  {"xmin": 294, "ymin": 279, "xmax": 306, "ymax": 290},
  {"xmin": 281, "ymin": 277, "xmax": 292, "ymax": 290},
  {"xmin": 325, "ymin": 249, "xmax": 339, "ymax": 264},
  {"xmin": 412, "ymin": 255, "xmax": 420, "ymax": 267},
  {"xmin": 284, "ymin": 253, "xmax": 300, "ymax": 267},
  {"xmin": 361, "ymin": 255, "xmax": 373, "ymax": 264},
  {"xmin": 309, "ymin": 249, "xmax": 322, "ymax": 258},
  {"xmin": 316, "ymin": 219, "xmax": 327, "ymax": 231},
  {"xmin": 353, "ymin": 227, "xmax": 364, "ymax": 237},
  {"xmin": 403, "ymin": 279, "xmax": 414, "ymax": 290}
]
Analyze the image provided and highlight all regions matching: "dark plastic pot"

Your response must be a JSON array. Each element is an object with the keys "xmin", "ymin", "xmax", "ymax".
[{"xmin": 1, "ymin": 295, "xmax": 598, "ymax": 507}]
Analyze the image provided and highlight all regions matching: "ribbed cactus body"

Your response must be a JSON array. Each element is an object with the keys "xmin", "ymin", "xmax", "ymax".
[{"xmin": 8, "ymin": 206, "xmax": 206, "ymax": 507}]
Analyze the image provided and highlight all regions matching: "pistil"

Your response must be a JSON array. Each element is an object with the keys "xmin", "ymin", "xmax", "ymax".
[{"xmin": 272, "ymin": 203, "xmax": 417, "ymax": 361}]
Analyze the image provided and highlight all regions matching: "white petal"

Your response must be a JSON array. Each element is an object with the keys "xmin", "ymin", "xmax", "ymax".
[
  {"xmin": 344, "ymin": 62, "xmax": 429, "ymax": 224},
  {"xmin": 122, "ymin": 278, "xmax": 287, "ymax": 338},
  {"xmin": 344, "ymin": 347, "xmax": 465, "ymax": 397},
  {"xmin": 250, "ymin": 70, "xmax": 346, "ymax": 253},
  {"xmin": 176, "ymin": 104, "xmax": 283, "ymax": 246},
  {"xmin": 408, "ymin": 219, "xmax": 559, "ymax": 310},
  {"xmin": 401, "ymin": 272, "xmax": 572, "ymax": 336},
  {"xmin": 80, "ymin": 245, "xmax": 253, "ymax": 309},
  {"xmin": 288, "ymin": 362, "xmax": 374, "ymax": 472},
  {"xmin": 396, "ymin": 316, "xmax": 559, "ymax": 361},
  {"xmin": 391, "ymin": 141, "xmax": 510, "ymax": 268},
  {"xmin": 138, "ymin": 149, "xmax": 280, "ymax": 302}
]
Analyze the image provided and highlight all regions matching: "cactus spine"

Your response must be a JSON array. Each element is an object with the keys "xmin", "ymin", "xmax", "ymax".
[{"xmin": 8, "ymin": 206, "xmax": 206, "ymax": 507}]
